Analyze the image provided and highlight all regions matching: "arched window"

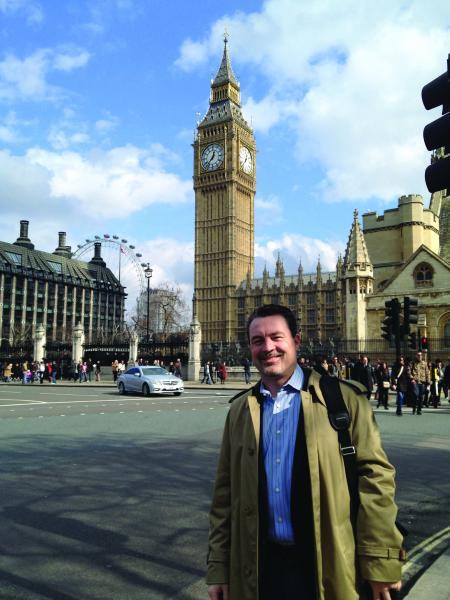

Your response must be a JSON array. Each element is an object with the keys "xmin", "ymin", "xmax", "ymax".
[
  {"xmin": 414, "ymin": 263, "xmax": 433, "ymax": 287},
  {"xmin": 444, "ymin": 322, "xmax": 450, "ymax": 347}
]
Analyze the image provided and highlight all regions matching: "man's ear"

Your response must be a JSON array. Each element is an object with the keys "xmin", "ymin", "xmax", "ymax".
[{"xmin": 294, "ymin": 333, "xmax": 301, "ymax": 349}]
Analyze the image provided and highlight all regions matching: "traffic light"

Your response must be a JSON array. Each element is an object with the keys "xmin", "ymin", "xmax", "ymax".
[
  {"xmin": 422, "ymin": 54, "xmax": 450, "ymax": 193},
  {"xmin": 381, "ymin": 299, "xmax": 400, "ymax": 341},
  {"xmin": 408, "ymin": 332, "xmax": 417, "ymax": 350},
  {"xmin": 421, "ymin": 336, "xmax": 428, "ymax": 351},
  {"xmin": 403, "ymin": 296, "xmax": 418, "ymax": 335}
]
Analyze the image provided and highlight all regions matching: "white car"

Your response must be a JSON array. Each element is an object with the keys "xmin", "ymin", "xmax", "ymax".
[{"xmin": 117, "ymin": 366, "xmax": 184, "ymax": 396}]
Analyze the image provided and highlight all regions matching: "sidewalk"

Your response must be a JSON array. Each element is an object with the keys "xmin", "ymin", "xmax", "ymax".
[{"xmin": 403, "ymin": 545, "xmax": 450, "ymax": 599}]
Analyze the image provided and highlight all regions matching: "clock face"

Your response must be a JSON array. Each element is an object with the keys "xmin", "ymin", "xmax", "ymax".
[
  {"xmin": 201, "ymin": 143, "xmax": 224, "ymax": 171},
  {"xmin": 239, "ymin": 146, "xmax": 253, "ymax": 174}
]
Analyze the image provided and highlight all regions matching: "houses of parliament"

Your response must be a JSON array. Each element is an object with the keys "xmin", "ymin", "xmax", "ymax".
[{"xmin": 193, "ymin": 37, "xmax": 450, "ymax": 348}]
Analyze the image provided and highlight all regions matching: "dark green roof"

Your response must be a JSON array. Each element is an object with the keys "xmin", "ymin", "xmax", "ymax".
[{"xmin": 0, "ymin": 240, "xmax": 124, "ymax": 290}]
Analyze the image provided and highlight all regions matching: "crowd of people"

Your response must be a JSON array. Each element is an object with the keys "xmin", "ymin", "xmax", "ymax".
[
  {"xmin": 0, "ymin": 359, "xmax": 104, "ymax": 384},
  {"xmin": 298, "ymin": 352, "xmax": 450, "ymax": 415},
  {"xmin": 234, "ymin": 352, "xmax": 450, "ymax": 416},
  {"xmin": 200, "ymin": 360, "xmax": 229, "ymax": 384}
]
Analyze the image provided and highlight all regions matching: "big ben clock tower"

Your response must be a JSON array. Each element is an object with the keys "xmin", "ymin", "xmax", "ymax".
[{"xmin": 193, "ymin": 35, "xmax": 256, "ymax": 344}]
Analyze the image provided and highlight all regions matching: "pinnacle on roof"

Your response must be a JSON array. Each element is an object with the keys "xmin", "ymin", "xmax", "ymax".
[
  {"xmin": 343, "ymin": 209, "xmax": 372, "ymax": 268},
  {"xmin": 212, "ymin": 32, "xmax": 239, "ymax": 89}
]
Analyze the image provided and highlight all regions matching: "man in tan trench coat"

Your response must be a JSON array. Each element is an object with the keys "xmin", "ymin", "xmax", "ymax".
[{"xmin": 207, "ymin": 304, "xmax": 404, "ymax": 600}]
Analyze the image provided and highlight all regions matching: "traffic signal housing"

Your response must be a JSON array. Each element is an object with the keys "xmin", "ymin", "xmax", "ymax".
[
  {"xmin": 381, "ymin": 299, "xmax": 400, "ymax": 342},
  {"xmin": 422, "ymin": 54, "xmax": 450, "ymax": 193},
  {"xmin": 403, "ymin": 296, "xmax": 418, "ymax": 334},
  {"xmin": 408, "ymin": 331, "xmax": 417, "ymax": 350},
  {"xmin": 421, "ymin": 336, "xmax": 428, "ymax": 351}
]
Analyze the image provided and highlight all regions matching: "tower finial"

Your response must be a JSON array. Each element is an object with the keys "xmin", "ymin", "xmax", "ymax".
[
  {"xmin": 224, "ymin": 29, "xmax": 229, "ymax": 45},
  {"xmin": 353, "ymin": 208, "xmax": 359, "ymax": 220}
]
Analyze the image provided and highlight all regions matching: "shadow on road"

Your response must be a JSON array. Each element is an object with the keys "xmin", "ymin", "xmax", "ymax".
[{"xmin": 0, "ymin": 433, "xmax": 218, "ymax": 599}]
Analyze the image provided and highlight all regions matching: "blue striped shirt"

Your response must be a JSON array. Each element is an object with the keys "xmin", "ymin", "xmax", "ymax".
[{"xmin": 260, "ymin": 365, "xmax": 303, "ymax": 544}]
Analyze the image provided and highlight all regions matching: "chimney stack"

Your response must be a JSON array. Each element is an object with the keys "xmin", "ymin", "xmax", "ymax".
[
  {"xmin": 53, "ymin": 231, "xmax": 72, "ymax": 258},
  {"xmin": 13, "ymin": 219, "xmax": 35, "ymax": 250},
  {"xmin": 89, "ymin": 241, "xmax": 106, "ymax": 267}
]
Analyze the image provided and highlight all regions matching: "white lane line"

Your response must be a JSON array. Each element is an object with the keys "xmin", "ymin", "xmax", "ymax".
[
  {"xmin": 39, "ymin": 393, "xmax": 100, "ymax": 398},
  {"xmin": 0, "ymin": 390, "xmax": 21, "ymax": 394},
  {"xmin": 0, "ymin": 400, "xmax": 47, "ymax": 406}
]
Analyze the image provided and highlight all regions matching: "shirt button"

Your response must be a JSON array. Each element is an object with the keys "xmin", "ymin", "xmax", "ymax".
[
  {"xmin": 275, "ymin": 487, "xmax": 280, "ymax": 493},
  {"xmin": 276, "ymin": 458, "xmax": 280, "ymax": 464},
  {"xmin": 276, "ymin": 430, "xmax": 281, "ymax": 435},
  {"xmin": 278, "ymin": 517, "xmax": 283, "ymax": 523}
]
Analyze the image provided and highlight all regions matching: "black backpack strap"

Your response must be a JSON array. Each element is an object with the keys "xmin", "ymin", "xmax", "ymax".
[{"xmin": 319, "ymin": 375, "xmax": 360, "ymax": 526}]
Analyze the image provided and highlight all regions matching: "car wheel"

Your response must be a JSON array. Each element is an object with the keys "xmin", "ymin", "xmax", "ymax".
[
  {"xmin": 174, "ymin": 391, "xmax": 182, "ymax": 396},
  {"xmin": 118, "ymin": 382, "xmax": 127, "ymax": 395},
  {"xmin": 142, "ymin": 383, "xmax": 150, "ymax": 396}
]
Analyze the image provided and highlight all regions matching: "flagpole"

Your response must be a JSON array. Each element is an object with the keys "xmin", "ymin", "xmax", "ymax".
[{"xmin": 119, "ymin": 244, "xmax": 121, "ymax": 284}]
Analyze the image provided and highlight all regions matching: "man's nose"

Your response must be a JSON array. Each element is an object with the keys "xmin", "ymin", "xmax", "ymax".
[{"xmin": 260, "ymin": 337, "xmax": 275, "ymax": 352}]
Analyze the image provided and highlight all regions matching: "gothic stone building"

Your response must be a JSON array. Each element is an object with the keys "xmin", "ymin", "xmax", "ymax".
[
  {"xmin": 193, "ymin": 40, "xmax": 450, "ymax": 350},
  {"xmin": 0, "ymin": 220, "xmax": 126, "ymax": 346}
]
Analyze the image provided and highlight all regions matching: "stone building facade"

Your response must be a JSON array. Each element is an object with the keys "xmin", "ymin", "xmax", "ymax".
[
  {"xmin": 193, "ymin": 40, "xmax": 450, "ymax": 351},
  {"xmin": 0, "ymin": 220, "xmax": 126, "ymax": 345}
]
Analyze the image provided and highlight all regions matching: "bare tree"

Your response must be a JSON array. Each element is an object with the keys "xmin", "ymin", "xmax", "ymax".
[{"xmin": 131, "ymin": 282, "xmax": 189, "ymax": 339}]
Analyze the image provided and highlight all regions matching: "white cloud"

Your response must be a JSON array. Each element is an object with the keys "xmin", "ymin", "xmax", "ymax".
[
  {"xmin": 52, "ymin": 49, "xmax": 91, "ymax": 72},
  {"xmin": 0, "ymin": 0, "xmax": 43, "ymax": 24},
  {"xmin": 0, "ymin": 47, "xmax": 90, "ymax": 102},
  {"xmin": 255, "ymin": 194, "xmax": 283, "ymax": 225},
  {"xmin": 176, "ymin": 0, "xmax": 450, "ymax": 203},
  {"xmin": 255, "ymin": 233, "xmax": 345, "ymax": 275},
  {"xmin": 0, "ymin": 145, "xmax": 192, "ymax": 220}
]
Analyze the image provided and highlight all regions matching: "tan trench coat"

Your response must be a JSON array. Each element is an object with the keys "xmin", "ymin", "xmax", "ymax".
[{"xmin": 207, "ymin": 369, "xmax": 404, "ymax": 599}]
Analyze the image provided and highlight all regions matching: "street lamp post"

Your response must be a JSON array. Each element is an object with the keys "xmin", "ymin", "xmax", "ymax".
[{"xmin": 144, "ymin": 263, "xmax": 153, "ymax": 343}]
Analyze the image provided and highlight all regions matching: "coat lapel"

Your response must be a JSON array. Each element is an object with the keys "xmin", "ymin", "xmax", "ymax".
[{"xmin": 248, "ymin": 395, "xmax": 260, "ymax": 449}]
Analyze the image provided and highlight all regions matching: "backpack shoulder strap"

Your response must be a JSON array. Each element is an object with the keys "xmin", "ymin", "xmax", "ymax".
[{"xmin": 319, "ymin": 375, "xmax": 360, "ymax": 524}]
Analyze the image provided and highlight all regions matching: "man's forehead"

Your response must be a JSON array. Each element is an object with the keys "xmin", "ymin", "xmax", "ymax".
[{"xmin": 249, "ymin": 315, "xmax": 291, "ymax": 334}]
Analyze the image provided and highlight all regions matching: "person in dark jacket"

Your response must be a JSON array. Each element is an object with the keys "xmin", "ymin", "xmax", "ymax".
[
  {"xmin": 391, "ymin": 356, "xmax": 411, "ymax": 416},
  {"xmin": 352, "ymin": 355, "xmax": 374, "ymax": 400},
  {"xmin": 376, "ymin": 361, "xmax": 390, "ymax": 409}
]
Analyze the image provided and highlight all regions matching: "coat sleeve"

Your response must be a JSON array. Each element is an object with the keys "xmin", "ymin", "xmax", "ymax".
[
  {"xmin": 345, "ymin": 388, "xmax": 405, "ymax": 583},
  {"xmin": 206, "ymin": 411, "xmax": 232, "ymax": 585}
]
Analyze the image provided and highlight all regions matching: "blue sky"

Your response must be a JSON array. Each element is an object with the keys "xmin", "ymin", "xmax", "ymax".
[{"xmin": 1, "ymin": 0, "xmax": 449, "ymax": 313}]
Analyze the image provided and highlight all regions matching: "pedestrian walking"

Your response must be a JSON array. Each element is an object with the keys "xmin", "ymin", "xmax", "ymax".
[
  {"xmin": 410, "ymin": 351, "xmax": 430, "ymax": 415},
  {"xmin": 51, "ymin": 362, "xmax": 57, "ymax": 384},
  {"xmin": 352, "ymin": 355, "xmax": 374, "ymax": 400},
  {"xmin": 202, "ymin": 361, "xmax": 213, "ymax": 384},
  {"xmin": 242, "ymin": 357, "xmax": 251, "ymax": 384},
  {"xmin": 95, "ymin": 361, "xmax": 101, "ymax": 382},
  {"xmin": 207, "ymin": 304, "xmax": 404, "ymax": 600},
  {"xmin": 391, "ymin": 356, "xmax": 410, "ymax": 416},
  {"xmin": 376, "ymin": 361, "xmax": 390, "ymax": 409},
  {"xmin": 112, "ymin": 360, "xmax": 119, "ymax": 382}
]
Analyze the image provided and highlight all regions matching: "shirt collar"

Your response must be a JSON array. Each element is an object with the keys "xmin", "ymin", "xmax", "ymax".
[{"xmin": 259, "ymin": 364, "xmax": 304, "ymax": 397}]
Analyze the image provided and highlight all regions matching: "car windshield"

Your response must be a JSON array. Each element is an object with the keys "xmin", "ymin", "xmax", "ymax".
[{"xmin": 141, "ymin": 367, "xmax": 168, "ymax": 376}]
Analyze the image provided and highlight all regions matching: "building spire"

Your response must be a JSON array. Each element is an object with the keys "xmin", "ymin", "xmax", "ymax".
[
  {"xmin": 212, "ymin": 32, "xmax": 239, "ymax": 89},
  {"xmin": 343, "ymin": 209, "xmax": 372, "ymax": 269}
]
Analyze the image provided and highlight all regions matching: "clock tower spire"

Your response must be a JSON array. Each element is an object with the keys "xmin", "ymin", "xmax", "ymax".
[{"xmin": 193, "ymin": 36, "xmax": 256, "ymax": 344}]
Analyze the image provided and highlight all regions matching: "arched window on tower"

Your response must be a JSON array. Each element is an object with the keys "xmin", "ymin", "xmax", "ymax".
[{"xmin": 414, "ymin": 263, "xmax": 434, "ymax": 288}]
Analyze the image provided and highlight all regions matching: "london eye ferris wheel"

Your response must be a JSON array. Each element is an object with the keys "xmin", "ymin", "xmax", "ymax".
[{"xmin": 73, "ymin": 234, "xmax": 146, "ymax": 322}]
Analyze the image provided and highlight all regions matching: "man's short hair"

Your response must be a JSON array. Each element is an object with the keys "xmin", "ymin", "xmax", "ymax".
[{"xmin": 246, "ymin": 304, "xmax": 298, "ymax": 340}]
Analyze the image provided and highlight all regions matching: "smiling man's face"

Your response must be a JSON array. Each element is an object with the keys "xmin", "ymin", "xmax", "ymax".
[{"xmin": 249, "ymin": 315, "xmax": 300, "ymax": 387}]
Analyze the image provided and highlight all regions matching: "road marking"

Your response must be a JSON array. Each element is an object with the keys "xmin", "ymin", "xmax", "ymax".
[
  {"xmin": 403, "ymin": 525, "xmax": 450, "ymax": 577},
  {"xmin": 0, "ymin": 400, "xmax": 47, "ymax": 406},
  {"xmin": 39, "ymin": 393, "xmax": 100, "ymax": 398},
  {"xmin": 0, "ymin": 390, "xmax": 21, "ymax": 394}
]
